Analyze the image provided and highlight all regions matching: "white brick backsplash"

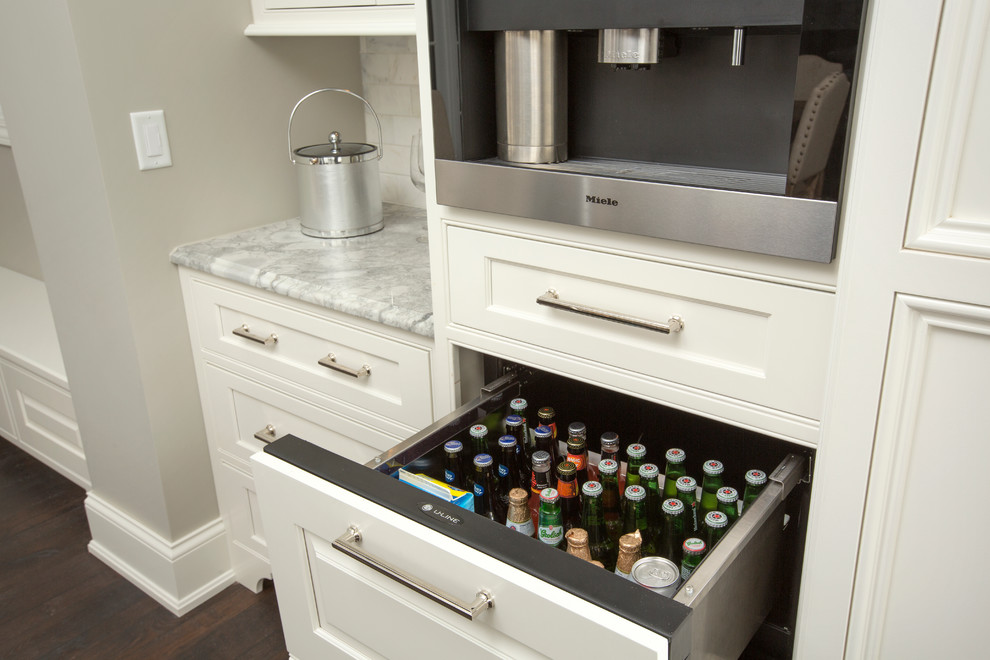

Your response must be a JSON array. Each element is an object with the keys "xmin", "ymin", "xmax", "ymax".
[{"xmin": 361, "ymin": 35, "xmax": 424, "ymax": 207}]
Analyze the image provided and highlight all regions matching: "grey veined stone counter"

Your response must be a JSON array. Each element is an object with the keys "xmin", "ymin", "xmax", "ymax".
[{"xmin": 170, "ymin": 203, "xmax": 433, "ymax": 337}]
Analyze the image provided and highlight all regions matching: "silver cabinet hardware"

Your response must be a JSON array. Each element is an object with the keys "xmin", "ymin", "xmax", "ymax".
[
  {"xmin": 536, "ymin": 289, "xmax": 684, "ymax": 335},
  {"xmin": 318, "ymin": 353, "xmax": 371, "ymax": 378},
  {"xmin": 253, "ymin": 424, "xmax": 277, "ymax": 444},
  {"xmin": 233, "ymin": 324, "xmax": 278, "ymax": 346},
  {"xmin": 332, "ymin": 526, "xmax": 494, "ymax": 620}
]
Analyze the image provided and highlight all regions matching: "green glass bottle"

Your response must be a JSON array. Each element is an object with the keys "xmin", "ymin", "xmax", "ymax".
[
  {"xmin": 598, "ymin": 458, "xmax": 623, "ymax": 543},
  {"xmin": 699, "ymin": 459, "xmax": 725, "ymax": 521},
  {"xmin": 703, "ymin": 510, "xmax": 729, "ymax": 550},
  {"xmin": 680, "ymin": 537, "xmax": 707, "ymax": 580},
  {"xmin": 581, "ymin": 480, "xmax": 617, "ymax": 571},
  {"xmin": 662, "ymin": 448, "xmax": 687, "ymax": 498},
  {"xmin": 658, "ymin": 498, "xmax": 686, "ymax": 563},
  {"xmin": 621, "ymin": 485, "xmax": 655, "ymax": 555},
  {"xmin": 468, "ymin": 423, "xmax": 489, "ymax": 458},
  {"xmin": 537, "ymin": 487, "xmax": 564, "ymax": 549},
  {"xmin": 716, "ymin": 486, "xmax": 740, "ymax": 524},
  {"xmin": 742, "ymin": 469, "xmax": 768, "ymax": 512},
  {"xmin": 639, "ymin": 463, "xmax": 662, "ymax": 550},
  {"xmin": 675, "ymin": 475, "xmax": 699, "ymax": 535},
  {"xmin": 625, "ymin": 443, "xmax": 647, "ymax": 488}
]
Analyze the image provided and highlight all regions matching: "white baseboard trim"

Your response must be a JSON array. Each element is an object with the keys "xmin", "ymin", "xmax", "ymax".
[{"xmin": 85, "ymin": 493, "xmax": 235, "ymax": 616}]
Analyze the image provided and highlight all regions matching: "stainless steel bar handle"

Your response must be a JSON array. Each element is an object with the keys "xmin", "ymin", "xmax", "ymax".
[
  {"xmin": 332, "ymin": 526, "xmax": 494, "ymax": 620},
  {"xmin": 536, "ymin": 289, "xmax": 684, "ymax": 335},
  {"xmin": 253, "ymin": 424, "xmax": 277, "ymax": 444},
  {"xmin": 318, "ymin": 353, "xmax": 371, "ymax": 378},
  {"xmin": 233, "ymin": 324, "xmax": 278, "ymax": 346}
]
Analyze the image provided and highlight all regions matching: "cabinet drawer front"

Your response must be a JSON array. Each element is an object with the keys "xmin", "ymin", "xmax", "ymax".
[
  {"xmin": 254, "ymin": 452, "xmax": 671, "ymax": 660},
  {"xmin": 446, "ymin": 225, "xmax": 834, "ymax": 420},
  {"xmin": 0, "ymin": 360, "xmax": 89, "ymax": 488},
  {"xmin": 203, "ymin": 364, "xmax": 403, "ymax": 471},
  {"xmin": 189, "ymin": 277, "xmax": 432, "ymax": 428}
]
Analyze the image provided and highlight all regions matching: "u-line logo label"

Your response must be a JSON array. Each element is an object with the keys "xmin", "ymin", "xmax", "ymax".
[{"xmin": 419, "ymin": 502, "xmax": 463, "ymax": 525}]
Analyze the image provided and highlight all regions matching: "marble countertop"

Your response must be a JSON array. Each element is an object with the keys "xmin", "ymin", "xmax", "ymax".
[{"xmin": 170, "ymin": 203, "xmax": 433, "ymax": 337}]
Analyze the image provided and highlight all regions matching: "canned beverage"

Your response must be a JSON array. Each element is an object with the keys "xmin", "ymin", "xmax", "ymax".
[{"xmin": 631, "ymin": 556, "xmax": 682, "ymax": 597}]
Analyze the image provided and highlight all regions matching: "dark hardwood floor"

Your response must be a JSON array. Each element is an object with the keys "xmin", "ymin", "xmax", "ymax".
[{"xmin": 0, "ymin": 438, "xmax": 287, "ymax": 659}]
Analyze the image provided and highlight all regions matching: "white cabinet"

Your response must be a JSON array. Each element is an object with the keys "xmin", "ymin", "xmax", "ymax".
[
  {"xmin": 444, "ymin": 222, "xmax": 834, "ymax": 442},
  {"xmin": 177, "ymin": 267, "xmax": 433, "ymax": 590},
  {"xmin": 245, "ymin": 0, "xmax": 414, "ymax": 36}
]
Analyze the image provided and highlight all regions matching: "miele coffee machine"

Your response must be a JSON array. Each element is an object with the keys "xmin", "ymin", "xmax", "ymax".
[{"xmin": 427, "ymin": 0, "xmax": 866, "ymax": 262}]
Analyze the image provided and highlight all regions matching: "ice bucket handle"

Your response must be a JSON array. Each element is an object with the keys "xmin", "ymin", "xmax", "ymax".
[
  {"xmin": 332, "ymin": 525, "xmax": 494, "ymax": 620},
  {"xmin": 287, "ymin": 88, "xmax": 384, "ymax": 164}
]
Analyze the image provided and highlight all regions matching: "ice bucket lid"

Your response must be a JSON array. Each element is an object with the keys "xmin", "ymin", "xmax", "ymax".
[{"xmin": 293, "ymin": 131, "xmax": 378, "ymax": 165}]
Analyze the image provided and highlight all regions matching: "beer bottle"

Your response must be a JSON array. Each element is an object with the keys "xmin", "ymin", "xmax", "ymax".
[
  {"xmin": 742, "ymin": 469, "xmax": 768, "ymax": 512},
  {"xmin": 699, "ymin": 459, "xmax": 725, "ymax": 520},
  {"xmin": 658, "ymin": 498, "xmax": 686, "ymax": 563},
  {"xmin": 615, "ymin": 531, "xmax": 643, "ymax": 581},
  {"xmin": 472, "ymin": 454, "xmax": 507, "ymax": 523},
  {"xmin": 496, "ymin": 435, "xmax": 525, "ymax": 508},
  {"xmin": 663, "ymin": 448, "xmax": 687, "ymax": 498},
  {"xmin": 565, "ymin": 527, "xmax": 592, "ymax": 561},
  {"xmin": 537, "ymin": 487, "xmax": 565, "ymax": 549},
  {"xmin": 504, "ymin": 414, "xmax": 531, "ymax": 486},
  {"xmin": 508, "ymin": 398, "xmax": 531, "ymax": 445},
  {"xmin": 534, "ymin": 424, "xmax": 558, "ymax": 469},
  {"xmin": 529, "ymin": 450, "xmax": 553, "ymax": 523},
  {"xmin": 599, "ymin": 431, "xmax": 620, "ymax": 467},
  {"xmin": 675, "ymin": 475, "xmax": 699, "ymax": 535},
  {"xmin": 680, "ymin": 537, "xmax": 707, "ymax": 580},
  {"xmin": 468, "ymin": 423, "xmax": 490, "ymax": 458},
  {"xmin": 505, "ymin": 487, "xmax": 535, "ymax": 537},
  {"xmin": 716, "ymin": 486, "xmax": 740, "ymax": 524},
  {"xmin": 442, "ymin": 440, "xmax": 465, "ymax": 490},
  {"xmin": 556, "ymin": 461, "xmax": 581, "ymax": 532},
  {"xmin": 565, "ymin": 424, "xmax": 589, "ymax": 487},
  {"xmin": 598, "ymin": 458, "xmax": 623, "ymax": 543},
  {"xmin": 537, "ymin": 406, "xmax": 557, "ymax": 441},
  {"xmin": 703, "ymin": 510, "xmax": 729, "ymax": 549},
  {"xmin": 625, "ymin": 443, "xmax": 647, "ymax": 488},
  {"xmin": 621, "ymin": 485, "xmax": 656, "ymax": 556},
  {"xmin": 639, "ymin": 463, "xmax": 663, "ymax": 550},
  {"xmin": 581, "ymin": 480, "xmax": 617, "ymax": 571}
]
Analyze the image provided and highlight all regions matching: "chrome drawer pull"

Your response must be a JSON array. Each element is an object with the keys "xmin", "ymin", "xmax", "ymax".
[
  {"xmin": 332, "ymin": 526, "xmax": 494, "ymax": 620},
  {"xmin": 233, "ymin": 324, "xmax": 278, "ymax": 346},
  {"xmin": 318, "ymin": 353, "xmax": 371, "ymax": 379},
  {"xmin": 253, "ymin": 424, "xmax": 277, "ymax": 444},
  {"xmin": 536, "ymin": 289, "xmax": 685, "ymax": 335}
]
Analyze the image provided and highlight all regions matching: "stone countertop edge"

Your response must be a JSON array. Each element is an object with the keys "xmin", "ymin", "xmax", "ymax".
[{"xmin": 169, "ymin": 203, "xmax": 434, "ymax": 338}]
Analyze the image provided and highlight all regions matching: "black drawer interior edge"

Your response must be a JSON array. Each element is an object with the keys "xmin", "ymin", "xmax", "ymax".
[{"xmin": 265, "ymin": 434, "xmax": 692, "ymax": 646}]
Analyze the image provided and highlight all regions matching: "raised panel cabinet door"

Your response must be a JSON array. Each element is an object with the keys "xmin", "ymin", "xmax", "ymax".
[{"xmin": 799, "ymin": 1, "xmax": 990, "ymax": 657}]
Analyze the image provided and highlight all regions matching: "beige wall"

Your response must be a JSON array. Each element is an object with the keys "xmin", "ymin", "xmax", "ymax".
[
  {"xmin": 0, "ymin": 0, "xmax": 363, "ymax": 550},
  {"xmin": 0, "ymin": 146, "xmax": 42, "ymax": 279}
]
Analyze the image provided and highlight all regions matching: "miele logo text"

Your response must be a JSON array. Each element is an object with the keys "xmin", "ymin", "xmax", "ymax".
[{"xmin": 586, "ymin": 195, "xmax": 619, "ymax": 207}]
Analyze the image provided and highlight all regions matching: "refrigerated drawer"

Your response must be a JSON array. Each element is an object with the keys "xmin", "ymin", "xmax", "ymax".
[
  {"xmin": 253, "ymin": 369, "xmax": 807, "ymax": 659},
  {"xmin": 254, "ymin": 448, "xmax": 679, "ymax": 659}
]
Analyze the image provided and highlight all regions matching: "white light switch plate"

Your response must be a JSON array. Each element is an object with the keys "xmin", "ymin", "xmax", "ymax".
[{"xmin": 130, "ymin": 110, "xmax": 172, "ymax": 171}]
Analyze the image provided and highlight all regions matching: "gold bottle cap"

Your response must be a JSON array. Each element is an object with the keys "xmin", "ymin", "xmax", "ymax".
[
  {"xmin": 565, "ymin": 528, "xmax": 589, "ymax": 547},
  {"xmin": 619, "ymin": 530, "xmax": 643, "ymax": 552}
]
